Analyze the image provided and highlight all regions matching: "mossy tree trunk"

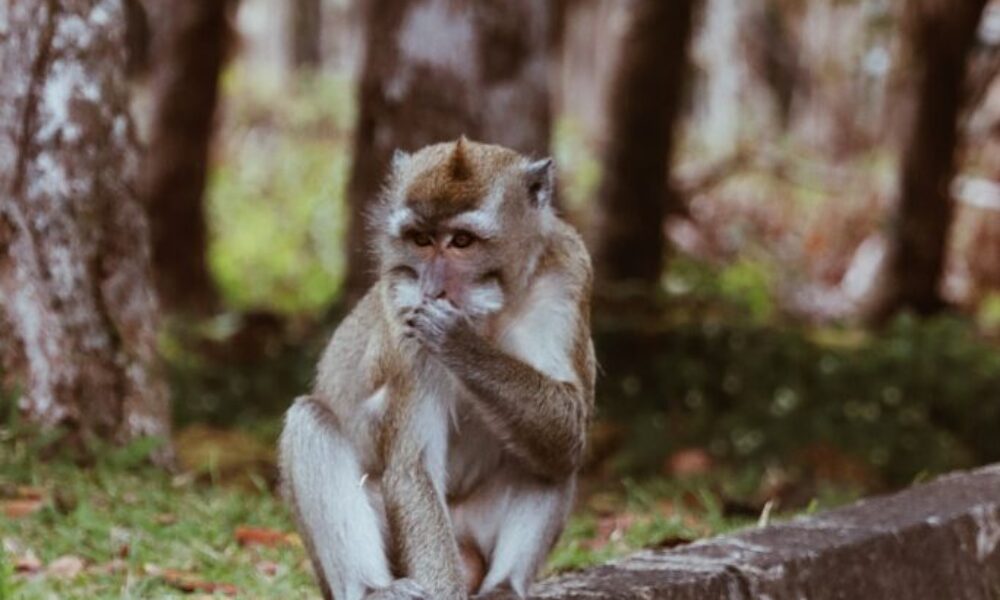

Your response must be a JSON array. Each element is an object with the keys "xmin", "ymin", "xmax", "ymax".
[
  {"xmin": 593, "ymin": 0, "xmax": 697, "ymax": 299},
  {"xmin": 873, "ymin": 0, "xmax": 988, "ymax": 319},
  {"xmin": 142, "ymin": 0, "xmax": 233, "ymax": 314},
  {"xmin": 0, "ymin": 0, "xmax": 171, "ymax": 456},
  {"xmin": 289, "ymin": 0, "xmax": 322, "ymax": 70}
]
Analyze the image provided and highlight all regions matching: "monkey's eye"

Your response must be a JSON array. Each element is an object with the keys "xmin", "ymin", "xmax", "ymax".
[
  {"xmin": 450, "ymin": 231, "xmax": 476, "ymax": 249},
  {"xmin": 410, "ymin": 231, "xmax": 434, "ymax": 247}
]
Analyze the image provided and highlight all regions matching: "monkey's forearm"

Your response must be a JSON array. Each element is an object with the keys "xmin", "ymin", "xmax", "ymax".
[
  {"xmin": 383, "ymin": 458, "xmax": 465, "ymax": 599},
  {"xmin": 439, "ymin": 333, "xmax": 588, "ymax": 480}
]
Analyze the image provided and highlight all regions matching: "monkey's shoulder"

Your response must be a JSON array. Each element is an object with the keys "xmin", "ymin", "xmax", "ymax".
[
  {"xmin": 313, "ymin": 288, "xmax": 396, "ymax": 403},
  {"xmin": 540, "ymin": 218, "xmax": 593, "ymax": 291}
]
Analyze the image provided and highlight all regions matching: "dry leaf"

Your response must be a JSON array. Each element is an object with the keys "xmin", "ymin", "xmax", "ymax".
[
  {"xmin": 665, "ymin": 448, "xmax": 713, "ymax": 476},
  {"xmin": 155, "ymin": 513, "xmax": 178, "ymax": 525},
  {"xmin": 14, "ymin": 551, "xmax": 42, "ymax": 574},
  {"xmin": 15, "ymin": 486, "xmax": 45, "ymax": 500},
  {"xmin": 48, "ymin": 555, "xmax": 85, "ymax": 579},
  {"xmin": 235, "ymin": 525, "xmax": 295, "ymax": 548},
  {"xmin": 146, "ymin": 564, "xmax": 238, "ymax": 596},
  {"xmin": 1, "ymin": 498, "xmax": 43, "ymax": 518},
  {"xmin": 255, "ymin": 560, "xmax": 280, "ymax": 577}
]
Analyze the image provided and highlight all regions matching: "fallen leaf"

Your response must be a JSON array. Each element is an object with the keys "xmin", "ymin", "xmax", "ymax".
[
  {"xmin": 665, "ymin": 448, "xmax": 713, "ymax": 477},
  {"xmin": 146, "ymin": 564, "xmax": 238, "ymax": 596},
  {"xmin": 110, "ymin": 526, "xmax": 131, "ymax": 558},
  {"xmin": 155, "ymin": 513, "xmax": 177, "ymax": 525},
  {"xmin": 2, "ymin": 498, "xmax": 43, "ymax": 518},
  {"xmin": 48, "ymin": 555, "xmax": 85, "ymax": 579},
  {"xmin": 14, "ymin": 551, "xmax": 42, "ymax": 573},
  {"xmin": 15, "ymin": 486, "xmax": 45, "ymax": 500},
  {"xmin": 235, "ymin": 525, "xmax": 295, "ymax": 548},
  {"xmin": 255, "ymin": 560, "xmax": 280, "ymax": 577}
]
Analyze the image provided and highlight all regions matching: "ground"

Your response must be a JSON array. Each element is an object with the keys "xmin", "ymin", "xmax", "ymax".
[{"xmin": 0, "ymin": 419, "xmax": 858, "ymax": 599}]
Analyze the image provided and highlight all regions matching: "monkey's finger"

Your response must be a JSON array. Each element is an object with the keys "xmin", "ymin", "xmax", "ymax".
[{"xmin": 422, "ymin": 302, "xmax": 455, "ymax": 321}]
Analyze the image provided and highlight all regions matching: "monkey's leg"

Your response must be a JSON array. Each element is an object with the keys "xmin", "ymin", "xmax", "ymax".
[
  {"xmin": 453, "ymin": 476, "xmax": 574, "ymax": 597},
  {"xmin": 281, "ymin": 397, "xmax": 396, "ymax": 600}
]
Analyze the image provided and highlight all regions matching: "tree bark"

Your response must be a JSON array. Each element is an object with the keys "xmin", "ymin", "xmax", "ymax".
[
  {"xmin": 289, "ymin": 0, "xmax": 322, "ymax": 70},
  {"xmin": 593, "ymin": 0, "xmax": 697, "ymax": 293},
  {"xmin": 0, "ymin": 0, "xmax": 171, "ymax": 453},
  {"xmin": 874, "ymin": 0, "xmax": 988, "ymax": 318},
  {"xmin": 341, "ymin": 0, "xmax": 556, "ymax": 305},
  {"xmin": 142, "ymin": 0, "xmax": 231, "ymax": 314}
]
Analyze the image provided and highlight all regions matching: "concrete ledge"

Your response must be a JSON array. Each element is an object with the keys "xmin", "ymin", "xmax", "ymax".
[{"xmin": 524, "ymin": 464, "xmax": 1000, "ymax": 599}]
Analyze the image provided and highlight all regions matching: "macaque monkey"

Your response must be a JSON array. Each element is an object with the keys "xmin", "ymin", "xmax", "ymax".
[{"xmin": 280, "ymin": 137, "xmax": 595, "ymax": 600}]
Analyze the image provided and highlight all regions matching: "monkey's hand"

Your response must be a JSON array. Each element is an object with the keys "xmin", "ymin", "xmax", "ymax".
[{"xmin": 404, "ymin": 298, "xmax": 471, "ymax": 354}]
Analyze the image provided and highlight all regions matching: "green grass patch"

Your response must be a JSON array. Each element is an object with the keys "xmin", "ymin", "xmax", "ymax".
[{"xmin": 0, "ymin": 421, "xmax": 810, "ymax": 598}]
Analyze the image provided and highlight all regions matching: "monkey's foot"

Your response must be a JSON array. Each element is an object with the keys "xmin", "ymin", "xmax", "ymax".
[{"xmin": 365, "ymin": 578, "xmax": 429, "ymax": 600}]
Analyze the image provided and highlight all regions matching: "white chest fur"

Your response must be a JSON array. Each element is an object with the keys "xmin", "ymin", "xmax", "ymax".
[{"xmin": 496, "ymin": 273, "xmax": 578, "ymax": 385}]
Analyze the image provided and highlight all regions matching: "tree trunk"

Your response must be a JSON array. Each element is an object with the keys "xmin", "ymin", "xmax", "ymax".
[
  {"xmin": 593, "ymin": 0, "xmax": 697, "ymax": 293},
  {"xmin": 142, "ymin": 0, "xmax": 231, "ymax": 314},
  {"xmin": 289, "ymin": 0, "xmax": 322, "ymax": 70},
  {"xmin": 0, "ymin": 1, "xmax": 171, "ymax": 454},
  {"xmin": 341, "ymin": 0, "xmax": 556, "ymax": 305},
  {"xmin": 874, "ymin": 0, "xmax": 988, "ymax": 318}
]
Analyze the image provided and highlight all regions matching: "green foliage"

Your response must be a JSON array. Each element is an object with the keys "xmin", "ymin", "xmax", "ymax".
[
  {"xmin": 0, "ymin": 548, "xmax": 13, "ymax": 600},
  {"xmin": 161, "ymin": 316, "xmax": 322, "ymax": 427},
  {"xmin": 977, "ymin": 293, "xmax": 1000, "ymax": 331},
  {"xmin": 665, "ymin": 256, "xmax": 776, "ymax": 323},
  {"xmin": 0, "ymin": 441, "xmax": 312, "ymax": 599},
  {"xmin": 598, "ymin": 312, "xmax": 1000, "ymax": 486},
  {"xmin": 546, "ymin": 466, "xmax": 856, "ymax": 573},
  {"xmin": 553, "ymin": 118, "xmax": 601, "ymax": 215},
  {"xmin": 206, "ymin": 68, "xmax": 354, "ymax": 315},
  {"xmin": 0, "ymin": 420, "xmax": 780, "ymax": 597}
]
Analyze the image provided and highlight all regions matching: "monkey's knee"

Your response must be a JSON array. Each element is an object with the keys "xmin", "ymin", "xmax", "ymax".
[
  {"xmin": 280, "ymin": 396, "xmax": 344, "ymax": 461},
  {"xmin": 280, "ymin": 396, "xmax": 393, "ymax": 600}
]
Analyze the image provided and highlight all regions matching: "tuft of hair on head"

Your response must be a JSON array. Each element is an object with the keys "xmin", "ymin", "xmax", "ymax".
[{"xmin": 448, "ymin": 136, "xmax": 473, "ymax": 182}]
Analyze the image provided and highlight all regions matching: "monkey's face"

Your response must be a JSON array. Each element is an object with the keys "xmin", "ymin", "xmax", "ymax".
[
  {"xmin": 383, "ymin": 212, "xmax": 507, "ymax": 321},
  {"xmin": 376, "ymin": 138, "xmax": 555, "ymax": 325}
]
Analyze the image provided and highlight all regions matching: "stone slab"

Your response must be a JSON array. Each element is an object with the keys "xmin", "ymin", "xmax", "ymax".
[{"xmin": 513, "ymin": 464, "xmax": 1000, "ymax": 599}]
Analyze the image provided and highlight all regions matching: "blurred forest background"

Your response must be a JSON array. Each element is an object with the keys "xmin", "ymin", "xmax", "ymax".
[{"xmin": 4, "ymin": 0, "xmax": 1000, "ymax": 596}]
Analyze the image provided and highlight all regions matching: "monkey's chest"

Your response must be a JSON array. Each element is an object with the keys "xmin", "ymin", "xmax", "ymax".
[{"xmin": 445, "ymin": 407, "xmax": 505, "ymax": 500}]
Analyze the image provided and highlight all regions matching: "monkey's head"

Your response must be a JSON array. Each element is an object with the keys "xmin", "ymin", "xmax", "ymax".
[{"xmin": 375, "ymin": 137, "xmax": 556, "ymax": 322}]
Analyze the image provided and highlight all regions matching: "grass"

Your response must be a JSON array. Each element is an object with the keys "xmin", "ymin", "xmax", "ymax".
[
  {"xmin": 0, "ymin": 431, "xmax": 310, "ymax": 599},
  {"xmin": 0, "ymin": 420, "xmax": 848, "ymax": 599}
]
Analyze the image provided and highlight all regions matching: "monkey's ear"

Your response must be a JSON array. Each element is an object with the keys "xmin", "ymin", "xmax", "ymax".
[
  {"xmin": 525, "ymin": 158, "xmax": 554, "ymax": 208},
  {"xmin": 391, "ymin": 149, "xmax": 411, "ymax": 172}
]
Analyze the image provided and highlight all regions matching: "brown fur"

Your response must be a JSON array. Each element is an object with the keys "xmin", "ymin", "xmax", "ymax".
[
  {"xmin": 281, "ymin": 139, "xmax": 594, "ymax": 600},
  {"xmin": 402, "ymin": 138, "xmax": 522, "ymax": 220}
]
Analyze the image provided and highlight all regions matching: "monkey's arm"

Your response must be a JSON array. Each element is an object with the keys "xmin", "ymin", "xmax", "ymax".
[
  {"xmin": 408, "ymin": 301, "xmax": 591, "ymax": 481},
  {"xmin": 381, "ymin": 389, "xmax": 466, "ymax": 600},
  {"xmin": 447, "ymin": 335, "xmax": 589, "ymax": 481}
]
